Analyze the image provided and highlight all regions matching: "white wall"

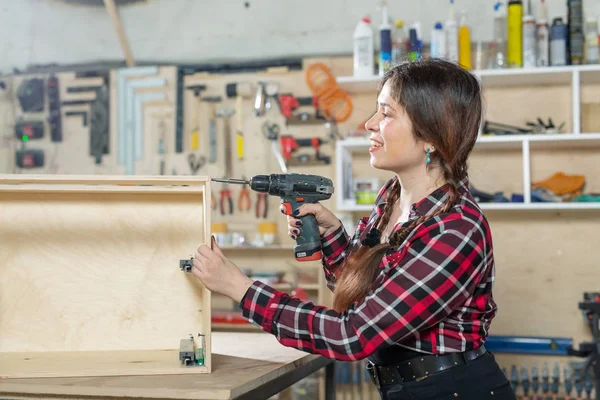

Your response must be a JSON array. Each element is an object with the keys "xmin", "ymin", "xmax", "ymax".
[{"xmin": 2, "ymin": 0, "xmax": 600, "ymax": 72}]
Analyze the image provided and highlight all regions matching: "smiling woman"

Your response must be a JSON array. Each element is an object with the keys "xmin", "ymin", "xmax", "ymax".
[{"xmin": 192, "ymin": 59, "xmax": 516, "ymax": 400}]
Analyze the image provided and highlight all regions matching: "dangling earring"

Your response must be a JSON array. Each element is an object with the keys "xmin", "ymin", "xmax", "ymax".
[{"xmin": 425, "ymin": 147, "xmax": 431, "ymax": 163}]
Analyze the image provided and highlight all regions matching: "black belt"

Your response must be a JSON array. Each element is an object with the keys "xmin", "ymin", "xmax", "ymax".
[{"xmin": 366, "ymin": 345, "xmax": 488, "ymax": 389}]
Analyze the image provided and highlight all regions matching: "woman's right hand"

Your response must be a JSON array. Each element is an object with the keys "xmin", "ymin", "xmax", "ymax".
[{"xmin": 282, "ymin": 203, "xmax": 341, "ymax": 240}]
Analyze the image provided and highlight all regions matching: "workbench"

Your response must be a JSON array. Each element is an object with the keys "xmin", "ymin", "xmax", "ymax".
[{"xmin": 0, "ymin": 332, "xmax": 336, "ymax": 400}]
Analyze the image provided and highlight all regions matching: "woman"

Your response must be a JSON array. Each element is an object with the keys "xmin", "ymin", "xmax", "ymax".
[{"xmin": 192, "ymin": 59, "xmax": 516, "ymax": 400}]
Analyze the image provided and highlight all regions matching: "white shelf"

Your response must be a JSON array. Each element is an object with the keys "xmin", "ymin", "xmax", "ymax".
[
  {"xmin": 339, "ymin": 198, "xmax": 600, "ymax": 213},
  {"xmin": 336, "ymin": 64, "xmax": 600, "ymax": 92},
  {"xmin": 339, "ymin": 133, "xmax": 600, "ymax": 152},
  {"xmin": 335, "ymin": 135, "xmax": 600, "ymax": 213}
]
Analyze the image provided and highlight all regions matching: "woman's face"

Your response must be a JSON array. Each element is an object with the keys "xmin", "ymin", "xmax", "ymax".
[{"xmin": 364, "ymin": 81, "xmax": 428, "ymax": 174}]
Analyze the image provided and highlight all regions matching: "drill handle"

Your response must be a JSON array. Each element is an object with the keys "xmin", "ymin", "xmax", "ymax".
[{"xmin": 281, "ymin": 198, "xmax": 322, "ymax": 262}]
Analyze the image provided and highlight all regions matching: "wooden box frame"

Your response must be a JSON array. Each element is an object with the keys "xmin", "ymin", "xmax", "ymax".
[{"xmin": 0, "ymin": 175, "xmax": 212, "ymax": 379}]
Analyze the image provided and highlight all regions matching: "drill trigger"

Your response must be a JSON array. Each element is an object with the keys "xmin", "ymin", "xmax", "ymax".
[{"xmin": 281, "ymin": 202, "xmax": 293, "ymax": 216}]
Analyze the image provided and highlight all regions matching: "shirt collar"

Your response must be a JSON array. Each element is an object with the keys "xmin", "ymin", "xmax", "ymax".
[{"xmin": 374, "ymin": 176, "xmax": 470, "ymax": 220}]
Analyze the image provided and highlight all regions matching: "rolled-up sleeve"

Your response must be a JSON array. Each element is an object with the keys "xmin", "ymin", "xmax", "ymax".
[{"xmin": 239, "ymin": 216, "xmax": 487, "ymax": 361}]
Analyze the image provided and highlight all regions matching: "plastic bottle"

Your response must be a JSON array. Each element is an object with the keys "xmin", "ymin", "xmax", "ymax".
[
  {"xmin": 522, "ymin": 0, "xmax": 537, "ymax": 68},
  {"xmin": 492, "ymin": 2, "xmax": 507, "ymax": 68},
  {"xmin": 550, "ymin": 17, "xmax": 568, "ymax": 66},
  {"xmin": 353, "ymin": 16, "xmax": 375, "ymax": 77},
  {"xmin": 391, "ymin": 20, "xmax": 407, "ymax": 64},
  {"xmin": 584, "ymin": 17, "xmax": 599, "ymax": 64},
  {"xmin": 446, "ymin": 0, "xmax": 459, "ymax": 63},
  {"xmin": 507, "ymin": 0, "xmax": 523, "ymax": 68},
  {"xmin": 430, "ymin": 22, "xmax": 446, "ymax": 59},
  {"xmin": 378, "ymin": 2, "xmax": 392, "ymax": 76},
  {"xmin": 408, "ymin": 28, "xmax": 421, "ymax": 62},
  {"xmin": 536, "ymin": 0, "xmax": 550, "ymax": 67},
  {"xmin": 458, "ymin": 11, "xmax": 472, "ymax": 69}
]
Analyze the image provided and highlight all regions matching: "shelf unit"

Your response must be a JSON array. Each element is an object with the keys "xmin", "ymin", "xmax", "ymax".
[{"xmin": 335, "ymin": 65, "xmax": 600, "ymax": 212}]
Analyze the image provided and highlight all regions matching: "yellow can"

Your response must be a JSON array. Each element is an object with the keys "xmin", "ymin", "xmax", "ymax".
[{"xmin": 507, "ymin": 0, "xmax": 523, "ymax": 68}]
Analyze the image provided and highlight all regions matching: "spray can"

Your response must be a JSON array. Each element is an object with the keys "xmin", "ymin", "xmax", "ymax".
[
  {"xmin": 430, "ymin": 22, "xmax": 446, "ymax": 59},
  {"xmin": 446, "ymin": 0, "xmax": 459, "ymax": 63},
  {"xmin": 522, "ymin": 1, "xmax": 537, "ymax": 68},
  {"xmin": 567, "ymin": 0, "xmax": 584, "ymax": 65},
  {"xmin": 353, "ymin": 16, "xmax": 375, "ymax": 77},
  {"xmin": 550, "ymin": 17, "xmax": 568, "ymax": 66},
  {"xmin": 536, "ymin": 0, "xmax": 550, "ymax": 67},
  {"xmin": 585, "ymin": 17, "xmax": 599, "ymax": 64},
  {"xmin": 378, "ymin": 2, "xmax": 392, "ymax": 76},
  {"xmin": 507, "ymin": 0, "xmax": 523, "ymax": 68}
]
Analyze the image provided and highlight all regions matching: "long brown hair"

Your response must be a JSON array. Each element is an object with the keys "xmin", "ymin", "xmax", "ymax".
[{"xmin": 332, "ymin": 59, "xmax": 483, "ymax": 312}]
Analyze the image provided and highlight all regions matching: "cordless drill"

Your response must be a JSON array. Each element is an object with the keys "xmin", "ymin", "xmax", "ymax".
[{"xmin": 212, "ymin": 174, "xmax": 334, "ymax": 261}]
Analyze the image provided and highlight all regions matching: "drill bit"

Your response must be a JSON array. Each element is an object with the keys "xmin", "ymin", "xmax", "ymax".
[{"xmin": 211, "ymin": 178, "xmax": 249, "ymax": 185}]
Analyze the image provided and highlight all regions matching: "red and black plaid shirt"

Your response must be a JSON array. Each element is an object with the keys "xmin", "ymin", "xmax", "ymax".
[{"xmin": 240, "ymin": 176, "xmax": 497, "ymax": 361}]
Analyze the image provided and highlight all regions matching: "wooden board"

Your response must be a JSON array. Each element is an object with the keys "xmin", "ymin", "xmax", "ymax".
[
  {"xmin": 0, "ymin": 332, "xmax": 331, "ymax": 400},
  {"xmin": 0, "ymin": 174, "xmax": 213, "ymax": 378}
]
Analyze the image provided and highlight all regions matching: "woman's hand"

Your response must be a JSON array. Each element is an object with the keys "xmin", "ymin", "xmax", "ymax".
[
  {"xmin": 282, "ymin": 203, "xmax": 341, "ymax": 241},
  {"xmin": 192, "ymin": 237, "xmax": 253, "ymax": 303}
]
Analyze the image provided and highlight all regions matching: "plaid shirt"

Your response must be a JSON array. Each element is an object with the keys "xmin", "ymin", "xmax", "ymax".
[{"xmin": 239, "ymin": 176, "xmax": 497, "ymax": 361}]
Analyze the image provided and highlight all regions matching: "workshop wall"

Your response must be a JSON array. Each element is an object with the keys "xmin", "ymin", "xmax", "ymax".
[{"xmin": 3, "ymin": 0, "xmax": 600, "ymax": 73}]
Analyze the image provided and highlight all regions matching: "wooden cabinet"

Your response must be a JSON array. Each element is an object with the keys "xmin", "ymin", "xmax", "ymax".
[{"xmin": 0, "ymin": 174, "xmax": 212, "ymax": 378}]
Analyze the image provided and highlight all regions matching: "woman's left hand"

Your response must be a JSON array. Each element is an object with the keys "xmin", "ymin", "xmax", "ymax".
[{"xmin": 193, "ymin": 236, "xmax": 254, "ymax": 303}]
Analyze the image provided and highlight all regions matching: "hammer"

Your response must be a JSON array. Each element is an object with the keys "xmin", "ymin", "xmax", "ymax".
[{"xmin": 225, "ymin": 82, "xmax": 252, "ymax": 160}]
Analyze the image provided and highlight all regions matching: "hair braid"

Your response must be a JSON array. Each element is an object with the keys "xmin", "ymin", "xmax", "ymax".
[{"xmin": 376, "ymin": 178, "xmax": 400, "ymax": 233}]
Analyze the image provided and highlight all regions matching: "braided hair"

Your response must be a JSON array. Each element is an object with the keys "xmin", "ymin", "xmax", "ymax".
[{"xmin": 332, "ymin": 59, "xmax": 482, "ymax": 312}]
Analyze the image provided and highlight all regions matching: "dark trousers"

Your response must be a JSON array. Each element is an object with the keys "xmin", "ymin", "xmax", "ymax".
[{"xmin": 376, "ymin": 352, "xmax": 516, "ymax": 400}]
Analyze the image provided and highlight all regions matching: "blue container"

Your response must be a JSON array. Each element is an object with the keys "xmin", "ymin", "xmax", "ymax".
[{"xmin": 550, "ymin": 17, "xmax": 568, "ymax": 66}]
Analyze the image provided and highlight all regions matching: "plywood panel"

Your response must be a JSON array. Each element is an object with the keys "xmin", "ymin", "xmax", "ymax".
[{"xmin": 0, "ymin": 175, "xmax": 212, "ymax": 378}]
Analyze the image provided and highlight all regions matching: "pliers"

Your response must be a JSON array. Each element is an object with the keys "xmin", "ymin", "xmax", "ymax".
[
  {"xmin": 255, "ymin": 192, "xmax": 268, "ymax": 219},
  {"xmin": 238, "ymin": 176, "xmax": 251, "ymax": 212},
  {"xmin": 220, "ymin": 186, "xmax": 233, "ymax": 216}
]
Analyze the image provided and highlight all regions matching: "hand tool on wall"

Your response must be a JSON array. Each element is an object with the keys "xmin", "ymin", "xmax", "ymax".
[
  {"xmin": 256, "ymin": 192, "xmax": 268, "ymax": 219},
  {"xmin": 47, "ymin": 74, "xmax": 62, "ymax": 142},
  {"xmin": 212, "ymin": 174, "xmax": 334, "ymax": 262},
  {"xmin": 531, "ymin": 366, "xmax": 540, "ymax": 397},
  {"xmin": 185, "ymin": 85, "xmax": 207, "ymax": 151},
  {"xmin": 281, "ymin": 135, "xmax": 331, "ymax": 166},
  {"xmin": 15, "ymin": 149, "xmax": 44, "ymax": 168},
  {"xmin": 225, "ymin": 82, "xmax": 252, "ymax": 159},
  {"xmin": 482, "ymin": 120, "xmax": 533, "ymax": 135},
  {"xmin": 238, "ymin": 176, "xmax": 251, "ymax": 212},
  {"xmin": 262, "ymin": 121, "xmax": 287, "ymax": 172},
  {"xmin": 519, "ymin": 366, "xmax": 530, "ymax": 399},
  {"xmin": 215, "ymin": 107, "xmax": 235, "ymax": 177},
  {"xmin": 15, "ymin": 121, "xmax": 44, "ymax": 140},
  {"xmin": 188, "ymin": 153, "xmax": 206, "ymax": 175},
  {"xmin": 63, "ymin": 72, "xmax": 111, "ymax": 163},
  {"xmin": 276, "ymin": 93, "xmax": 327, "ymax": 125},
  {"xmin": 201, "ymin": 96, "xmax": 222, "ymax": 163},
  {"xmin": 550, "ymin": 363, "xmax": 560, "ymax": 398},
  {"xmin": 564, "ymin": 366, "xmax": 573, "ymax": 399},
  {"xmin": 17, "ymin": 78, "xmax": 45, "ymax": 112},
  {"xmin": 219, "ymin": 185, "xmax": 233, "ymax": 216},
  {"xmin": 541, "ymin": 362, "xmax": 549, "ymax": 396},
  {"xmin": 253, "ymin": 81, "xmax": 267, "ymax": 116}
]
